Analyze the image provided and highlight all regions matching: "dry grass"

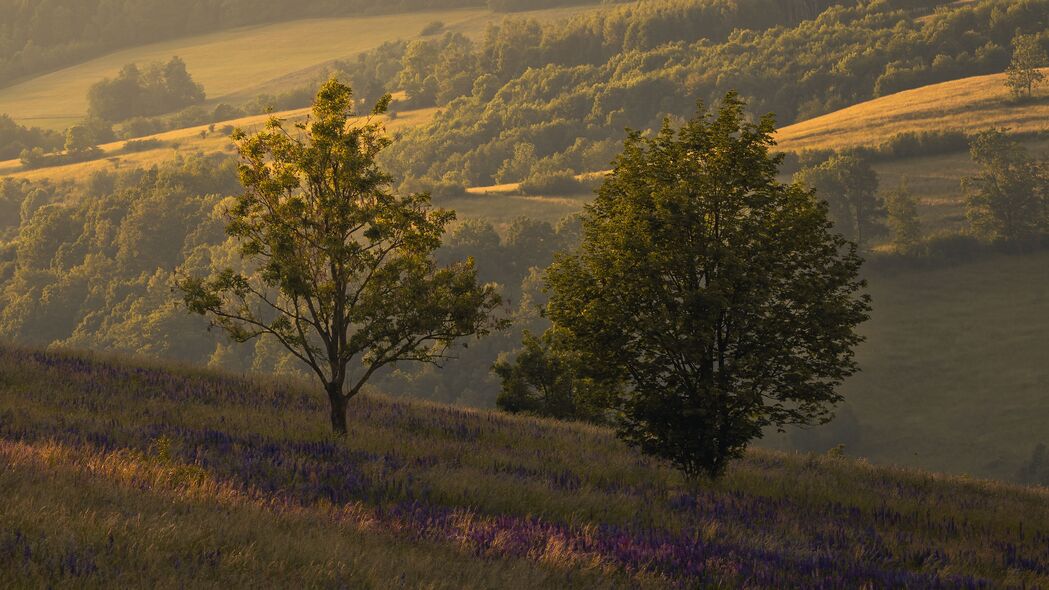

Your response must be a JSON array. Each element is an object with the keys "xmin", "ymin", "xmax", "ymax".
[
  {"xmin": 775, "ymin": 69, "xmax": 1049, "ymax": 152},
  {"xmin": 0, "ymin": 5, "xmax": 604, "ymax": 131},
  {"xmin": 0, "ymin": 105, "xmax": 439, "ymax": 183}
]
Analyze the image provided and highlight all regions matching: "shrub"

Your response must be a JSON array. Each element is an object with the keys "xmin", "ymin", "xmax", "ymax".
[
  {"xmin": 519, "ymin": 170, "xmax": 585, "ymax": 195},
  {"xmin": 420, "ymin": 21, "xmax": 445, "ymax": 36}
]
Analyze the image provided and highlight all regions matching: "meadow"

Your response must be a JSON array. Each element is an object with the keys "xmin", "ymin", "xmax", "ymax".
[
  {"xmin": 0, "ymin": 105, "xmax": 439, "ymax": 183},
  {"xmin": 2, "ymin": 344, "xmax": 1049, "ymax": 588},
  {"xmin": 774, "ymin": 69, "xmax": 1049, "ymax": 153},
  {"xmin": 0, "ymin": 4, "xmax": 602, "ymax": 131}
]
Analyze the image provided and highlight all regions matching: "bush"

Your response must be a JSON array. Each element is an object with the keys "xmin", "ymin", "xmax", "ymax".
[
  {"xmin": 420, "ymin": 21, "xmax": 445, "ymax": 36},
  {"xmin": 519, "ymin": 170, "xmax": 585, "ymax": 195},
  {"xmin": 123, "ymin": 139, "xmax": 166, "ymax": 153}
]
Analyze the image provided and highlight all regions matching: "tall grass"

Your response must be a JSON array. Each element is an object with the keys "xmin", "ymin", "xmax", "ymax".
[{"xmin": 2, "ymin": 345, "xmax": 1049, "ymax": 587}]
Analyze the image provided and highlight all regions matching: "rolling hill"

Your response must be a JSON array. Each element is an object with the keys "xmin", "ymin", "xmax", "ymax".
[
  {"xmin": 0, "ymin": 4, "xmax": 602, "ymax": 131},
  {"xmin": 3, "ymin": 344, "xmax": 1049, "ymax": 587},
  {"xmin": 0, "ymin": 103, "xmax": 439, "ymax": 183},
  {"xmin": 774, "ymin": 68, "xmax": 1049, "ymax": 153}
]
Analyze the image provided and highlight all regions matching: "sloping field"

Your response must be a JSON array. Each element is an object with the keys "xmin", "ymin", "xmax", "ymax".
[
  {"xmin": 0, "ymin": 105, "xmax": 438, "ymax": 183},
  {"xmin": 3, "ymin": 345, "xmax": 1049, "ymax": 587},
  {"xmin": 0, "ymin": 5, "xmax": 601, "ymax": 131},
  {"xmin": 775, "ymin": 69, "xmax": 1049, "ymax": 152}
]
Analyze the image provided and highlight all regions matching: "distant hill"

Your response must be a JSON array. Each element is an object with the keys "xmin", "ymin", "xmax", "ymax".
[
  {"xmin": 0, "ymin": 4, "xmax": 601, "ymax": 131},
  {"xmin": 0, "ymin": 103, "xmax": 440, "ymax": 183},
  {"xmin": 3, "ymin": 344, "xmax": 1049, "ymax": 587},
  {"xmin": 775, "ymin": 69, "xmax": 1049, "ymax": 152}
]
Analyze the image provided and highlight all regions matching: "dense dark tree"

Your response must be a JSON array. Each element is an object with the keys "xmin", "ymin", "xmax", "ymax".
[
  {"xmin": 794, "ymin": 154, "xmax": 885, "ymax": 249},
  {"xmin": 543, "ymin": 95, "xmax": 870, "ymax": 478},
  {"xmin": 886, "ymin": 179, "xmax": 923, "ymax": 254},
  {"xmin": 964, "ymin": 129, "xmax": 1049, "ymax": 244},
  {"xmin": 88, "ymin": 57, "xmax": 205, "ymax": 121},
  {"xmin": 178, "ymin": 79, "xmax": 501, "ymax": 435}
]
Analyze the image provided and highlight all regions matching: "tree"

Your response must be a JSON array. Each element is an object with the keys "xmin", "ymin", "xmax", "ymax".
[
  {"xmin": 1006, "ymin": 33, "xmax": 1047, "ymax": 100},
  {"xmin": 544, "ymin": 94, "xmax": 870, "ymax": 478},
  {"xmin": 793, "ymin": 154, "xmax": 884, "ymax": 249},
  {"xmin": 886, "ymin": 178, "xmax": 923, "ymax": 254},
  {"xmin": 964, "ymin": 129, "xmax": 1048, "ymax": 244},
  {"xmin": 64, "ymin": 125, "xmax": 94, "ymax": 154},
  {"xmin": 493, "ymin": 327, "xmax": 613, "ymax": 422},
  {"xmin": 178, "ymin": 79, "xmax": 501, "ymax": 435}
]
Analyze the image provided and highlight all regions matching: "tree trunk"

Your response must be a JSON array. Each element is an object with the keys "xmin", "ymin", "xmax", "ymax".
[{"xmin": 327, "ymin": 383, "xmax": 349, "ymax": 436}]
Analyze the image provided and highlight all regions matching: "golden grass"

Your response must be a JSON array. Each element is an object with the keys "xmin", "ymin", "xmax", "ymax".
[
  {"xmin": 775, "ymin": 69, "xmax": 1049, "ymax": 152},
  {"xmin": 0, "ymin": 5, "xmax": 605, "ymax": 131},
  {"xmin": 0, "ymin": 105, "xmax": 439, "ymax": 183}
]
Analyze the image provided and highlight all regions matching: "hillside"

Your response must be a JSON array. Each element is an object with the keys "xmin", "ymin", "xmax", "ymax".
[
  {"xmin": 0, "ymin": 5, "xmax": 601, "ymax": 131},
  {"xmin": 3, "ymin": 345, "xmax": 1049, "ymax": 587},
  {"xmin": 0, "ymin": 103, "xmax": 439, "ymax": 183},
  {"xmin": 775, "ymin": 69, "xmax": 1049, "ymax": 153}
]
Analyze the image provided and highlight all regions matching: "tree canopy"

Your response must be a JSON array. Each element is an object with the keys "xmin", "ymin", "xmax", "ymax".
[
  {"xmin": 541, "ymin": 94, "xmax": 871, "ymax": 478},
  {"xmin": 178, "ymin": 79, "xmax": 501, "ymax": 434}
]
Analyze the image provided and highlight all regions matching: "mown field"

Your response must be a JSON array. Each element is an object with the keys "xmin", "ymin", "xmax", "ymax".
[
  {"xmin": 0, "ymin": 5, "xmax": 602, "ymax": 131},
  {"xmin": 2, "ymin": 345, "xmax": 1049, "ymax": 588},
  {"xmin": 0, "ymin": 103, "xmax": 438, "ymax": 183},
  {"xmin": 774, "ymin": 69, "xmax": 1049, "ymax": 153}
]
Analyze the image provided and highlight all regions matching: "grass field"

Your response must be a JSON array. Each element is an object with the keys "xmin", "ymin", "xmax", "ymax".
[
  {"xmin": 0, "ymin": 5, "xmax": 602, "ymax": 131},
  {"xmin": 0, "ymin": 105, "xmax": 438, "ymax": 183},
  {"xmin": 3, "ymin": 345, "xmax": 1049, "ymax": 587},
  {"xmin": 774, "ymin": 69, "xmax": 1049, "ymax": 153},
  {"xmin": 834, "ymin": 251, "xmax": 1049, "ymax": 480}
]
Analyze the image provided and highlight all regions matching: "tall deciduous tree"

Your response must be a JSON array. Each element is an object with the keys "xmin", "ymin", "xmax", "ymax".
[
  {"xmin": 544, "ymin": 94, "xmax": 870, "ymax": 478},
  {"xmin": 793, "ymin": 154, "xmax": 884, "ymax": 249},
  {"xmin": 178, "ymin": 79, "xmax": 501, "ymax": 435},
  {"xmin": 1006, "ymin": 33, "xmax": 1048, "ymax": 100},
  {"xmin": 886, "ymin": 178, "xmax": 923, "ymax": 254},
  {"xmin": 964, "ymin": 129, "xmax": 1048, "ymax": 244}
]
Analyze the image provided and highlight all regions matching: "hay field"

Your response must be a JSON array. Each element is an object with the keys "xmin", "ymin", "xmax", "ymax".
[
  {"xmin": 775, "ymin": 69, "xmax": 1049, "ymax": 152},
  {"xmin": 0, "ymin": 106, "xmax": 438, "ymax": 183},
  {"xmin": 0, "ymin": 5, "xmax": 601, "ymax": 131}
]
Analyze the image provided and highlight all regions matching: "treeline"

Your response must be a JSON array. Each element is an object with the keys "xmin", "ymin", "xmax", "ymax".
[
  {"xmin": 0, "ymin": 115, "xmax": 63, "ymax": 161},
  {"xmin": 314, "ymin": 0, "xmax": 1047, "ymax": 188},
  {"xmin": 88, "ymin": 57, "xmax": 205, "ymax": 121},
  {"xmin": 0, "ymin": 0, "xmax": 488, "ymax": 89}
]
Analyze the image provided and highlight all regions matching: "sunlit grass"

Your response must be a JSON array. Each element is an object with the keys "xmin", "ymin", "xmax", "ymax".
[
  {"xmin": 775, "ymin": 69, "xmax": 1049, "ymax": 152},
  {"xmin": 2, "ymin": 344, "xmax": 1049, "ymax": 586}
]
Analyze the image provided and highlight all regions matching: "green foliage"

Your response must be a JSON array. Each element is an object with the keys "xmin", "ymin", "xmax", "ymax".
[
  {"xmin": 544, "ymin": 95, "xmax": 871, "ymax": 478},
  {"xmin": 493, "ymin": 328, "xmax": 613, "ymax": 421},
  {"xmin": 886, "ymin": 179, "xmax": 923, "ymax": 254},
  {"xmin": 0, "ymin": 114, "xmax": 62, "ymax": 160},
  {"xmin": 368, "ymin": 0, "xmax": 1041, "ymax": 187},
  {"xmin": 87, "ymin": 57, "xmax": 206, "ymax": 122},
  {"xmin": 0, "ymin": 0, "xmax": 489, "ymax": 88},
  {"xmin": 1006, "ymin": 32, "xmax": 1048, "ymax": 100},
  {"xmin": 177, "ymin": 78, "xmax": 501, "ymax": 434},
  {"xmin": 794, "ymin": 154, "xmax": 885, "ymax": 249},
  {"xmin": 963, "ymin": 128, "xmax": 1049, "ymax": 244}
]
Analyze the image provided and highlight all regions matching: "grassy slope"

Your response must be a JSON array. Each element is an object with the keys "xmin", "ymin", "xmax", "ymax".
[
  {"xmin": 0, "ymin": 104, "xmax": 439, "ymax": 183},
  {"xmin": 0, "ymin": 5, "xmax": 601, "ymax": 131},
  {"xmin": 774, "ymin": 69, "xmax": 1049, "ymax": 153},
  {"xmin": 2, "ymin": 345, "xmax": 1049, "ymax": 587}
]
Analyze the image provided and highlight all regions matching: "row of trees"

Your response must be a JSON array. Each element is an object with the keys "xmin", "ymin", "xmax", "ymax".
[
  {"xmin": 791, "ymin": 128, "xmax": 1049, "ymax": 253},
  {"xmin": 334, "ymin": 0, "xmax": 1048, "ymax": 188},
  {"xmin": 87, "ymin": 57, "xmax": 205, "ymax": 121},
  {"xmin": 0, "ymin": 0, "xmax": 488, "ymax": 88}
]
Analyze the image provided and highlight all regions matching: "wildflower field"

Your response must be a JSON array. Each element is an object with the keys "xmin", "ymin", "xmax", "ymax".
[{"xmin": 1, "ymin": 345, "xmax": 1048, "ymax": 588}]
